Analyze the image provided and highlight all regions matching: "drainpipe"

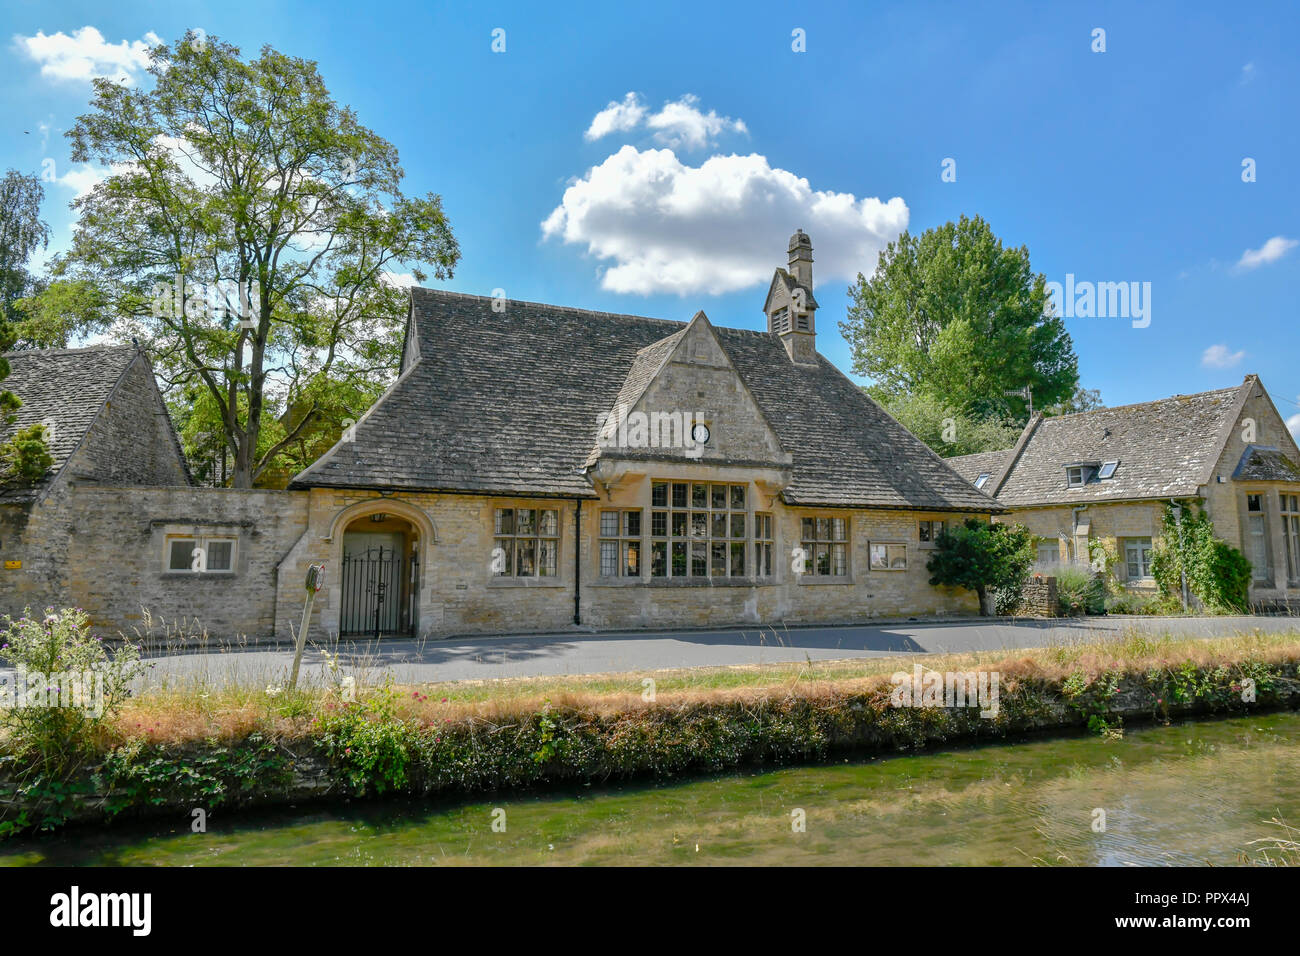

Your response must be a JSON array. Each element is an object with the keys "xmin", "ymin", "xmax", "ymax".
[{"xmin": 573, "ymin": 498, "xmax": 582, "ymax": 625}]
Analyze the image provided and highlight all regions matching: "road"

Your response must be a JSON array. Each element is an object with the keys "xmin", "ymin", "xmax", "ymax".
[{"xmin": 117, "ymin": 614, "xmax": 1300, "ymax": 689}]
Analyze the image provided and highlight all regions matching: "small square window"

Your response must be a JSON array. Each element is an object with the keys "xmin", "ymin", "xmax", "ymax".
[
  {"xmin": 974, "ymin": 473, "xmax": 991, "ymax": 489},
  {"xmin": 169, "ymin": 539, "xmax": 198, "ymax": 571},
  {"xmin": 730, "ymin": 485, "xmax": 746, "ymax": 509}
]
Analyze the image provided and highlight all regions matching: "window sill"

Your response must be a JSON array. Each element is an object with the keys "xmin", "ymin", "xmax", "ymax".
[
  {"xmin": 797, "ymin": 575, "xmax": 855, "ymax": 585},
  {"xmin": 868, "ymin": 567, "xmax": 908, "ymax": 573},
  {"xmin": 160, "ymin": 572, "xmax": 236, "ymax": 579},
  {"xmin": 593, "ymin": 577, "xmax": 779, "ymax": 588},
  {"xmin": 487, "ymin": 577, "xmax": 565, "ymax": 589}
]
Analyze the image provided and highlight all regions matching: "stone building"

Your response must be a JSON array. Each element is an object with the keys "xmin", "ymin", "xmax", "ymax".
[
  {"xmin": 284, "ymin": 231, "xmax": 1000, "ymax": 637},
  {"xmin": 2, "ymin": 232, "xmax": 1003, "ymax": 641},
  {"xmin": 1, "ymin": 346, "xmax": 190, "ymax": 619},
  {"xmin": 948, "ymin": 376, "xmax": 1300, "ymax": 608}
]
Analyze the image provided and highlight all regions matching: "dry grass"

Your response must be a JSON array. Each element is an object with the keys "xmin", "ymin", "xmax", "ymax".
[{"xmin": 98, "ymin": 626, "xmax": 1300, "ymax": 749}]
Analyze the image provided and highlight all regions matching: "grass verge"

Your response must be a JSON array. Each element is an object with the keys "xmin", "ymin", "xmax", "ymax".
[{"xmin": 3, "ymin": 628, "xmax": 1300, "ymax": 838}]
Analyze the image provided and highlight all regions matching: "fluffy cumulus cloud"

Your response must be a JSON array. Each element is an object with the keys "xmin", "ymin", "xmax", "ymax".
[
  {"xmin": 1288, "ymin": 410, "xmax": 1300, "ymax": 442},
  {"xmin": 1236, "ymin": 235, "xmax": 1298, "ymax": 271},
  {"xmin": 550, "ymin": 98, "xmax": 908, "ymax": 297},
  {"xmin": 13, "ymin": 26, "xmax": 161, "ymax": 85},
  {"xmin": 1201, "ymin": 343, "xmax": 1246, "ymax": 369},
  {"xmin": 585, "ymin": 93, "xmax": 747, "ymax": 151}
]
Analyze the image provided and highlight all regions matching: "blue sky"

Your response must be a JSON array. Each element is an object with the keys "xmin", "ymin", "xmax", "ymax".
[{"xmin": 3, "ymin": 0, "xmax": 1297, "ymax": 433}]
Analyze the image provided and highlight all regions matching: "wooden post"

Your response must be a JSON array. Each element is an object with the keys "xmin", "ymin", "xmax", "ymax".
[{"xmin": 289, "ymin": 564, "xmax": 326, "ymax": 691}]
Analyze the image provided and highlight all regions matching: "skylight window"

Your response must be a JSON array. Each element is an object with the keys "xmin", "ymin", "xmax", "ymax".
[
  {"xmin": 1098, "ymin": 460, "xmax": 1119, "ymax": 480},
  {"xmin": 974, "ymin": 473, "xmax": 991, "ymax": 489}
]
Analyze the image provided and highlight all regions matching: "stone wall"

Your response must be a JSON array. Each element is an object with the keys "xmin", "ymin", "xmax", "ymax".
[
  {"xmin": 275, "ymin": 484, "xmax": 983, "ymax": 642},
  {"xmin": 1019, "ymin": 576, "xmax": 1059, "ymax": 616},
  {"xmin": 1, "ymin": 485, "xmax": 310, "ymax": 641}
]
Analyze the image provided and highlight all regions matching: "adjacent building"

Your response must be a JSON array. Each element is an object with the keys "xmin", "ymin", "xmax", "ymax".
[{"xmin": 948, "ymin": 376, "xmax": 1300, "ymax": 609}]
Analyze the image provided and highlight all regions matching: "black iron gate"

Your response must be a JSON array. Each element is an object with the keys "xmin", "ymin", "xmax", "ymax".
[{"xmin": 340, "ymin": 546, "xmax": 409, "ymax": 638}]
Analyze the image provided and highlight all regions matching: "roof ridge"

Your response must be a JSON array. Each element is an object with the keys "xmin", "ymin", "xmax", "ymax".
[
  {"xmin": 1038, "ymin": 384, "xmax": 1242, "ymax": 423},
  {"xmin": 3, "ymin": 343, "xmax": 137, "ymax": 359}
]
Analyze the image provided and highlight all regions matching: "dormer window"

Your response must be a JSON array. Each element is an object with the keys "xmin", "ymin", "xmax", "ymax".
[
  {"xmin": 1065, "ymin": 461, "xmax": 1101, "ymax": 487},
  {"xmin": 974, "ymin": 473, "xmax": 991, "ymax": 490},
  {"xmin": 1098, "ymin": 460, "xmax": 1119, "ymax": 480}
]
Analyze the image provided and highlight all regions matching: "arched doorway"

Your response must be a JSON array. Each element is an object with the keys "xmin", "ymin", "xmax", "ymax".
[{"xmin": 339, "ymin": 512, "xmax": 419, "ymax": 638}]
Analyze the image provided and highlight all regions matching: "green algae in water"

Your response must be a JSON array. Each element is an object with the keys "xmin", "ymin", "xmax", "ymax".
[{"xmin": 3, "ymin": 712, "xmax": 1298, "ymax": 866}]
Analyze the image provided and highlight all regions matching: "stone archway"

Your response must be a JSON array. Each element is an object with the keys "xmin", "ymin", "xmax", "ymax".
[{"xmin": 325, "ymin": 499, "xmax": 436, "ymax": 639}]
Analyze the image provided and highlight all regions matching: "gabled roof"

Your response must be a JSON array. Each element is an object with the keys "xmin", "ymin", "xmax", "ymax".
[
  {"xmin": 1234, "ymin": 445, "xmax": 1300, "ymax": 482},
  {"xmin": 0, "ymin": 345, "xmax": 141, "ymax": 503},
  {"xmin": 763, "ymin": 268, "xmax": 819, "ymax": 313},
  {"xmin": 961, "ymin": 383, "xmax": 1250, "ymax": 506},
  {"xmin": 945, "ymin": 449, "xmax": 1011, "ymax": 488},
  {"xmin": 291, "ymin": 288, "xmax": 1000, "ymax": 512}
]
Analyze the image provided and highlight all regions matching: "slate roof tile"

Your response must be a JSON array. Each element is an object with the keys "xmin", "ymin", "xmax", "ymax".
[{"xmin": 291, "ymin": 289, "xmax": 999, "ymax": 512}]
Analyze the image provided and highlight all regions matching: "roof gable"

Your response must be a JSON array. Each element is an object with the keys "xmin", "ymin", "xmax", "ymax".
[
  {"xmin": 0, "ymin": 346, "xmax": 138, "ymax": 503},
  {"xmin": 988, "ymin": 385, "xmax": 1246, "ymax": 505}
]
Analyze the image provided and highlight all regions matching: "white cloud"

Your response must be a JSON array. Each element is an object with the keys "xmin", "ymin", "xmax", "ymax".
[
  {"xmin": 57, "ymin": 163, "xmax": 111, "ymax": 198},
  {"xmin": 1236, "ymin": 235, "xmax": 1298, "ymax": 271},
  {"xmin": 1201, "ymin": 343, "xmax": 1246, "ymax": 369},
  {"xmin": 585, "ymin": 93, "xmax": 747, "ymax": 151},
  {"xmin": 585, "ymin": 93, "xmax": 647, "ymax": 141},
  {"xmin": 1287, "ymin": 411, "xmax": 1300, "ymax": 442},
  {"xmin": 1240, "ymin": 62, "xmax": 1256, "ymax": 84},
  {"xmin": 382, "ymin": 271, "xmax": 419, "ymax": 289},
  {"xmin": 542, "ymin": 144, "xmax": 908, "ymax": 296},
  {"xmin": 13, "ymin": 26, "xmax": 161, "ymax": 85}
]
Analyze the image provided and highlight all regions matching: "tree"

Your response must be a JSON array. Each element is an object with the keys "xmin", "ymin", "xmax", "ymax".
[
  {"xmin": 0, "ymin": 170, "xmax": 53, "ymax": 484},
  {"xmin": 926, "ymin": 518, "xmax": 1035, "ymax": 616},
  {"xmin": 1042, "ymin": 386, "xmax": 1104, "ymax": 418},
  {"xmin": 842, "ymin": 214, "xmax": 1079, "ymax": 423},
  {"xmin": 50, "ymin": 32, "xmax": 459, "ymax": 487},
  {"xmin": 0, "ymin": 170, "xmax": 51, "ymax": 328},
  {"xmin": 874, "ymin": 391, "xmax": 1022, "ymax": 457}
]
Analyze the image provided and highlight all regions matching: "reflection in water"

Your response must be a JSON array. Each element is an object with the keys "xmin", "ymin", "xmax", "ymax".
[{"xmin": 3, "ymin": 712, "xmax": 1297, "ymax": 866}]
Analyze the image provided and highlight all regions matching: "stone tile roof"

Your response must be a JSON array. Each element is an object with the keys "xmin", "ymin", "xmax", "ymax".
[
  {"xmin": 0, "ymin": 345, "xmax": 139, "ymax": 503},
  {"xmin": 291, "ymin": 288, "xmax": 1000, "ymax": 512},
  {"xmin": 987, "ymin": 385, "xmax": 1247, "ymax": 506},
  {"xmin": 945, "ymin": 449, "xmax": 1010, "ymax": 486},
  {"xmin": 1233, "ymin": 445, "xmax": 1300, "ymax": 482}
]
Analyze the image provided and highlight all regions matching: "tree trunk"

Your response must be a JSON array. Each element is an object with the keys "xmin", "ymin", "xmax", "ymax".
[{"xmin": 976, "ymin": 583, "xmax": 989, "ymax": 616}]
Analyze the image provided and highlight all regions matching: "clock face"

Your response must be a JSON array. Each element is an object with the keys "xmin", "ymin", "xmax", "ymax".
[{"xmin": 691, "ymin": 423, "xmax": 710, "ymax": 445}]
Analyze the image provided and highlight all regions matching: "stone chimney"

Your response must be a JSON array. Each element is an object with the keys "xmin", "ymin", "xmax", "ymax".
[
  {"xmin": 788, "ymin": 228, "xmax": 813, "ymax": 287},
  {"xmin": 765, "ymin": 229, "xmax": 818, "ymax": 364}
]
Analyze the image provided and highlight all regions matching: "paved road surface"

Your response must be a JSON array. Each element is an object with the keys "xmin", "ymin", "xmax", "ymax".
[{"xmin": 114, "ymin": 614, "xmax": 1300, "ymax": 689}]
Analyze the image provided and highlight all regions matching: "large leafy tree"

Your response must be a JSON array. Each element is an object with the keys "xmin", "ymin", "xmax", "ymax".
[
  {"xmin": 843, "ymin": 215, "xmax": 1079, "ymax": 423},
  {"xmin": 49, "ymin": 32, "xmax": 459, "ymax": 487}
]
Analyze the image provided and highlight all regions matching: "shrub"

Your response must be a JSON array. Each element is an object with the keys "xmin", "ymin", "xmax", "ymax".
[
  {"xmin": 0, "ymin": 607, "xmax": 142, "ymax": 775},
  {"xmin": 927, "ymin": 519, "xmax": 1036, "ymax": 615},
  {"xmin": 1054, "ymin": 564, "xmax": 1106, "ymax": 615},
  {"xmin": 0, "ymin": 423, "xmax": 53, "ymax": 485}
]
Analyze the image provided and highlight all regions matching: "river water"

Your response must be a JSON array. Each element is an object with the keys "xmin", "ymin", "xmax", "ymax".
[{"xmin": 3, "ymin": 712, "xmax": 1297, "ymax": 866}]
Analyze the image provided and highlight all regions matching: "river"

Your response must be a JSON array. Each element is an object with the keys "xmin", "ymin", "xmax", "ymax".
[{"xmin": 3, "ymin": 711, "xmax": 1297, "ymax": 866}]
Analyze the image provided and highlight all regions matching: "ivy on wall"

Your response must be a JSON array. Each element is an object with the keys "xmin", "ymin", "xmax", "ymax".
[{"xmin": 1150, "ymin": 501, "xmax": 1253, "ymax": 613}]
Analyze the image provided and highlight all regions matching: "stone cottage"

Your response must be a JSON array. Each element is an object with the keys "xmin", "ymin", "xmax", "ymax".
[
  {"xmin": 947, "ymin": 376, "xmax": 1300, "ymax": 609},
  {"xmin": 1, "ymin": 232, "xmax": 1002, "ymax": 641}
]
